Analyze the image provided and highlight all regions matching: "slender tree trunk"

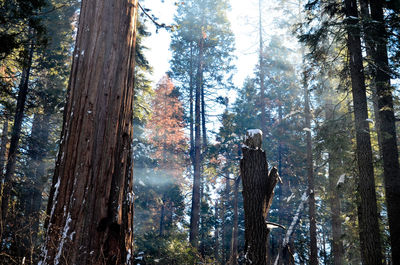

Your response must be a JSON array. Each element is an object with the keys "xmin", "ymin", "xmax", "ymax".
[
  {"xmin": 214, "ymin": 201, "xmax": 220, "ymax": 262},
  {"xmin": 322, "ymin": 230, "xmax": 328, "ymax": 265},
  {"xmin": 303, "ymin": 66, "xmax": 318, "ymax": 265},
  {"xmin": 223, "ymin": 177, "xmax": 232, "ymax": 263},
  {"xmin": 273, "ymin": 104, "xmax": 284, "ymax": 263},
  {"xmin": 275, "ymin": 192, "xmax": 307, "ymax": 265},
  {"xmin": 241, "ymin": 130, "xmax": 279, "ymax": 265},
  {"xmin": 359, "ymin": 0, "xmax": 383, "ymax": 155},
  {"xmin": 0, "ymin": 118, "xmax": 8, "ymax": 175},
  {"xmin": 20, "ymin": 111, "xmax": 52, "ymax": 264},
  {"xmin": 24, "ymin": 110, "xmax": 51, "ymax": 216},
  {"xmin": 189, "ymin": 43, "xmax": 194, "ymax": 164},
  {"xmin": 165, "ymin": 201, "xmax": 173, "ymax": 231},
  {"xmin": 1, "ymin": 34, "xmax": 34, "ymax": 227},
  {"xmin": 258, "ymin": 0, "xmax": 267, "ymax": 142},
  {"xmin": 159, "ymin": 195, "xmax": 166, "ymax": 237},
  {"xmin": 40, "ymin": 0, "xmax": 138, "ymax": 263},
  {"xmin": 221, "ymin": 191, "xmax": 227, "ymax": 263},
  {"xmin": 0, "ymin": 117, "xmax": 9, "ymax": 241},
  {"xmin": 369, "ymin": 2, "xmax": 400, "ymax": 264},
  {"xmin": 325, "ymin": 102, "xmax": 344, "ymax": 265},
  {"xmin": 344, "ymin": 0, "xmax": 383, "ymax": 264},
  {"xmin": 229, "ymin": 176, "xmax": 240, "ymax": 265},
  {"xmin": 328, "ymin": 153, "xmax": 344, "ymax": 265},
  {"xmin": 201, "ymin": 83, "xmax": 207, "ymax": 150},
  {"xmin": 189, "ymin": 34, "xmax": 205, "ymax": 248}
]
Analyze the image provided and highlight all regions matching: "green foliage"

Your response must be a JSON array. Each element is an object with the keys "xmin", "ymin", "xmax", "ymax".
[
  {"xmin": 0, "ymin": 0, "xmax": 78, "ymax": 264},
  {"xmin": 170, "ymin": 0, "xmax": 235, "ymax": 107},
  {"xmin": 134, "ymin": 21, "xmax": 154, "ymax": 125},
  {"xmin": 0, "ymin": 0, "xmax": 47, "ymax": 61},
  {"xmin": 134, "ymin": 231, "xmax": 199, "ymax": 265}
]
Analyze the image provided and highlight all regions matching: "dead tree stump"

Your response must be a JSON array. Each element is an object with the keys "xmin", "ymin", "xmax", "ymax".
[{"xmin": 240, "ymin": 129, "xmax": 279, "ymax": 265}]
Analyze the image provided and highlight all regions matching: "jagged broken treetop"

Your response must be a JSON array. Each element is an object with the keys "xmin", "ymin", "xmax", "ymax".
[{"xmin": 244, "ymin": 129, "xmax": 263, "ymax": 149}]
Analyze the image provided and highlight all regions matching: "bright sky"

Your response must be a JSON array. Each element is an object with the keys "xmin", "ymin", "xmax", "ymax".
[
  {"xmin": 140, "ymin": 0, "xmax": 282, "ymax": 88},
  {"xmin": 140, "ymin": 0, "xmax": 296, "ymax": 135},
  {"xmin": 139, "ymin": 0, "xmax": 306, "ymax": 141}
]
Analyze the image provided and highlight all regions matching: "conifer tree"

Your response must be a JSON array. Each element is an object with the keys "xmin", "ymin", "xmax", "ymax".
[
  {"xmin": 170, "ymin": 0, "xmax": 235, "ymax": 248},
  {"xmin": 40, "ymin": 0, "xmax": 139, "ymax": 263}
]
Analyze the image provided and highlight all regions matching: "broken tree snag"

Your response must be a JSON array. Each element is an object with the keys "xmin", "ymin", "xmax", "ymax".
[{"xmin": 241, "ymin": 129, "xmax": 279, "ymax": 265}]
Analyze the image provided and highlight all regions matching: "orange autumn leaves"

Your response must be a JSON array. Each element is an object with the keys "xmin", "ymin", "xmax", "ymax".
[{"xmin": 146, "ymin": 75, "xmax": 188, "ymax": 181}]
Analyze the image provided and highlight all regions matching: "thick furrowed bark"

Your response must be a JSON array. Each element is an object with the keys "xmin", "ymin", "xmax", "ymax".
[
  {"xmin": 40, "ymin": 0, "xmax": 138, "ymax": 264},
  {"xmin": 241, "ymin": 130, "xmax": 278, "ymax": 265},
  {"xmin": 369, "ymin": 2, "xmax": 400, "ymax": 263}
]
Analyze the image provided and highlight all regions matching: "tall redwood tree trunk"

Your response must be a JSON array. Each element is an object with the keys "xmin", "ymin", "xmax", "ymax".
[
  {"xmin": 369, "ymin": 2, "xmax": 400, "ymax": 263},
  {"xmin": 344, "ymin": 0, "xmax": 383, "ymax": 264},
  {"xmin": 40, "ymin": 0, "xmax": 138, "ymax": 264},
  {"xmin": 189, "ymin": 34, "xmax": 205, "ymax": 248}
]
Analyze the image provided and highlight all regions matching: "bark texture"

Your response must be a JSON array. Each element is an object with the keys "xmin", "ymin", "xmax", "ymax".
[
  {"xmin": 369, "ymin": 2, "xmax": 400, "ymax": 263},
  {"xmin": 241, "ymin": 131, "xmax": 279, "ymax": 265},
  {"xmin": 344, "ymin": 0, "xmax": 383, "ymax": 264},
  {"xmin": 40, "ymin": 0, "xmax": 138, "ymax": 264}
]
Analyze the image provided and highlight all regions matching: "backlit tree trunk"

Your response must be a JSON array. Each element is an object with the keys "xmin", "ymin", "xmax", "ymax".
[
  {"xmin": 344, "ymin": 0, "xmax": 383, "ymax": 264},
  {"xmin": 223, "ymin": 177, "xmax": 232, "ymax": 262},
  {"xmin": 369, "ymin": 2, "xmax": 400, "ymax": 263},
  {"xmin": 214, "ymin": 201, "xmax": 220, "ymax": 262},
  {"xmin": 303, "ymin": 68, "xmax": 318, "ymax": 265},
  {"xmin": 21, "ymin": 111, "xmax": 52, "ymax": 264},
  {"xmin": 0, "ymin": 117, "xmax": 8, "ymax": 240},
  {"xmin": 189, "ymin": 34, "xmax": 205, "ymax": 248},
  {"xmin": 229, "ymin": 176, "xmax": 240, "ymax": 265},
  {"xmin": 1, "ymin": 35, "xmax": 34, "ymax": 228},
  {"xmin": 258, "ymin": 0, "xmax": 267, "ymax": 141},
  {"xmin": 241, "ymin": 130, "xmax": 279, "ymax": 265},
  {"xmin": 0, "ymin": 118, "xmax": 8, "ymax": 175},
  {"xmin": 325, "ymin": 100, "xmax": 344, "ymax": 265},
  {"xmin": 40, "ymin": 0, "xmax": 138, "ymax": 264},
  {"xmin": 328, "ymin": 153, "xmax": 344, "ymax": 265}
]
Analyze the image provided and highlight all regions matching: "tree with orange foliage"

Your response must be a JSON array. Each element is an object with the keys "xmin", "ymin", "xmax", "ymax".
[{"xmin": 146, "ymin": 75, "xmax": 187, "ymax": 236}]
